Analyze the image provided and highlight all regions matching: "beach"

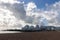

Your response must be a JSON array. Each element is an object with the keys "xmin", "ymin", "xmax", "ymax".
[{"xmin": 0, "ymin": 31, "xmax": 60, "ymax": 40}]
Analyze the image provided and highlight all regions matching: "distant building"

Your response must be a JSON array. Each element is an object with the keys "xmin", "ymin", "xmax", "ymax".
[
  {"xmin": 22, "ymin": 25, "xmax": 30, "ymax": 30},
  {"xmin": 29, "ymin": 26, "xmax": 34, "ymax": 30},
  {"xmin": 40, "ymin": 26, "xmax": 56, "ymax": 31},
  {"xmin": 35, "ymin": 25, "xmax": 40, "ymax": 30},
  {"xmin": 46, "ymin": 26, "xmax": 56, "ymax": 31},
  {"xmin": 22, "ymin": 25, "xmax": 35, "ymax": 30},
  {"xmin": 22, "ymin": 24, "xmax": 56, "ymax": 31}
]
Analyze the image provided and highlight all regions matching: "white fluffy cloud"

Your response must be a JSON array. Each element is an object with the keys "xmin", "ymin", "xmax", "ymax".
[
  {"xmin": 26, "ymin": 2, "xmax": 36, "ymax": 11},
  {"xmin": 25, "ymin": 1, "xmax": 60, "ymax": 26},
  {"xmin": 0, "ymin": 0, "xmax": 26, "ymax": 30},
  {"xmin": 0, "ymin": 0, "xmax": 20, "ymax": 4}
]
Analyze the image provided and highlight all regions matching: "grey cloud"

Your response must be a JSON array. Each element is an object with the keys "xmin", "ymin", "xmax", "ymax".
[
  {"xmin": 25, "ymin": 16, "xmax": 34, "ymax": 24},
  {"xmin": 12, "ymin": 3, "xmax": 26, "ymax": 20},
  {"xmin": 0, "ymin": 2, "xmax": 26, "ymax": 20},
  {"xmin": 0, "ymin": 2, "xmax": 37, "ymax": 26}
]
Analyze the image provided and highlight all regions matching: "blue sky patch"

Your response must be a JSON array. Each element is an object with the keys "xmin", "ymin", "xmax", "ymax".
[{"xmin": 18, "ymin": 0, "xmax": 60, "ymax": 9}]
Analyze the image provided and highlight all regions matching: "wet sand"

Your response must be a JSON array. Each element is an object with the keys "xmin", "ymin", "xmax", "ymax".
[{"xmin": 0, "ymin": 31, "xmax": 60, "ymax": 40}]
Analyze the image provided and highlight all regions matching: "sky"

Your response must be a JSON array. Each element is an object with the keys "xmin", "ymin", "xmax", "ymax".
[
  {"xmin": 0, "ymin": 0, "xmax": 60, "ymax": 30},
  {"xmin": 18, "ymin": 0, "xmax": 60, "ymax": 9}
]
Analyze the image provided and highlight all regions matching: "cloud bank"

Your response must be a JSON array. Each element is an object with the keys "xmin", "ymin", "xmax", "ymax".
[{"xmin": 0, "ymin": 0, "xmax": 60, "ymax": 30}]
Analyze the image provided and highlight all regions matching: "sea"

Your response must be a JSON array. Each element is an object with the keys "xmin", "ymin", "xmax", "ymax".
[{"xmin": 0, "ymin": 31, "xmax": 21, "ymax": 34}]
